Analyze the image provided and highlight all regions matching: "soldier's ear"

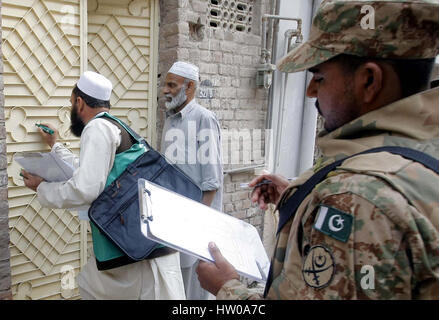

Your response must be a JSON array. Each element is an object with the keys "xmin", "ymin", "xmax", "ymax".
[{"xmin": 356, "ymin": 62, "xmax": 383, "ymax": 104}]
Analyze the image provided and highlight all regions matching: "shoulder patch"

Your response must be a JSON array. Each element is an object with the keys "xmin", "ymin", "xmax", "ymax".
[
  {"xmin": 302, "ymin": 245, "xmax": 335, "ymax": 289},
  {"xmin": 313, "ymin": 205, "xmax": 353, "ymax": 243}
]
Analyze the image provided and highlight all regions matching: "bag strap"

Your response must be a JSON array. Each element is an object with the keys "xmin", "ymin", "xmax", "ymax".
[
  {"xmin": 96, "ymin": 113, "xmax": 200, "ymax": 188},
  {"xmin": 277, "ymin": 146, "xmax": 439, "ymax": 235},
  {"xmin": 96, "ymin": 112, "xmax": 152, "ymax": 151},
  {"xmin": 101, "ymin": 117, "xmax": 135, "ymax": 154},
  {"xmin": 263, "ymin": 146, "xmax": 439, "ymax": 297}
]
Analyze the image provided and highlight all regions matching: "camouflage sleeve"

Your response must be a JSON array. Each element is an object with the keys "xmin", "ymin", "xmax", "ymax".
[
  {"xmin": 300, "ymin": 173, "xmax": 439, "ymax": 299},
  {"xmin": 216, "ymin": 279, "xmax": 264, "ymax": 300}
]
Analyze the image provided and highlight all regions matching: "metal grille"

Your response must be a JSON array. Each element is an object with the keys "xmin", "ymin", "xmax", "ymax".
[
  {"xmin": 87, "ymin": 0, "xmax": 152, "ymax": 138},
  {"xmin": 3, "ymin": 0, "xmax": 82, "ymax": 300},
  {"xmin": 3, "ymin": 0, "xmax": 158, "ymax": 300},
  {"xmin": 208, "ymin": 0, "xmax": 254, "ymax": 33}
]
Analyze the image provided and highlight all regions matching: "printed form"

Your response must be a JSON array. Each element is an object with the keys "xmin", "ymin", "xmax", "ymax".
[
  {"xmin": 14, "ymin": 151, "xmax": 74, "ymax": 182},
  {"xmin": 139, "ymin": 179, "xmax": 270, "ymax": 282}
]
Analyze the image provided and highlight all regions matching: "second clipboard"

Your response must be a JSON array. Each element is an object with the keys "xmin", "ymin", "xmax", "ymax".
[{"xmin": 138, "ymin": 178, "xmax": 270, "ymax": 283}]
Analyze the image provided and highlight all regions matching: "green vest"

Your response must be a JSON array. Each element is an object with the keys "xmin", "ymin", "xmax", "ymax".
[{"xmin": 90, "ymin": 112, "xmax": 146, "ymax": 262}]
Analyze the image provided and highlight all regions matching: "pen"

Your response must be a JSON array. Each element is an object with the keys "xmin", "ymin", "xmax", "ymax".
[
  {"xmin": 35, "ymin": 123, "xmax": 54, "ymax": 135},
  {"xmin": 240, "ymin": 179, "xmax": 272, "ymax": 189},
  {"xmin": 240, "ymin": 177, "xmax": 296, "ymax": 189}
]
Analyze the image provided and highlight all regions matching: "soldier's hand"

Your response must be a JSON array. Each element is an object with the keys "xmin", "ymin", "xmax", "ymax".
[
  {"xmin": 38, "ymin": 123, "xmax": 59, "ymax": 148},
  {"xmin": 249, "ymin": 173, "xmax": 290, "ymax": 210},
  {"xmin": 196, "ymin": 242, "xmax": 240, "ymax": 296},
  {"xmin": 21, "ymin": 170, "xmax": 45, "ymax": 192}
]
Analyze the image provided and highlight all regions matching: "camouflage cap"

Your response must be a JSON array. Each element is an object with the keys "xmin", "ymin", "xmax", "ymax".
[{"xmin": 277, "ymin": 0, "xmax": 439, "ymax": 73}]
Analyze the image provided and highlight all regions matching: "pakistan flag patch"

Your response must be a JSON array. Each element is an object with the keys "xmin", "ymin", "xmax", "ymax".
[{"xmin": 313, "ymin": 205, "xmax": 353, "ymax": 243}]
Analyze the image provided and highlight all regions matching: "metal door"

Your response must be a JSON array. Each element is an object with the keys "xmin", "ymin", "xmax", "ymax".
[{"xmin": 2, "ymin": 0, "xmax": 158, "ymax": 300}]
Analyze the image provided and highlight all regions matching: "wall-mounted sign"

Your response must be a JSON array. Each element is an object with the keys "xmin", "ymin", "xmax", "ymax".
[{"xmin": 198, "ymin": 79, "xmax": 215, "ymax": 100}]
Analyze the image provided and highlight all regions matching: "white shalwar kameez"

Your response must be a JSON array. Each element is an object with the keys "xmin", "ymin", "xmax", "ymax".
[
  {"xmin": 161, "ymin": 100, "xmax": 223, "ymax": 300},
  {"xmin": 36, "ymin": 113, "xmax": 185, "ymax": 300}
]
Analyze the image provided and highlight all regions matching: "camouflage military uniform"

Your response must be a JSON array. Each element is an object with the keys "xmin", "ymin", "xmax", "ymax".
[
  {"xmin": 277, "ymin": 0, "xmax": 439, "ymax": 73},
  {"xmin": 216, "ymin": 0, "xmax": 439, "ymax": 300}
]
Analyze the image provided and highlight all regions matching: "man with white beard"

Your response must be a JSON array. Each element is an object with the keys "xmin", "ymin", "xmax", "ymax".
[{"xmin": 160, "ymin": 61, "xmax": 223, "ymax": 300}]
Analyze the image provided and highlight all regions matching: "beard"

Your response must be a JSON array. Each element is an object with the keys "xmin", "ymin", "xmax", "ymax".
[
  {"xmin": 165, "ymin": 86, "xmax": 187, "ymax": 111},
  {"xmin": 70, "ymin": 103, "xmax": 86, "ymax": 137},
  {"xmin": 320, "ymin": 86, "xmax": 358, "ymax": 132}
]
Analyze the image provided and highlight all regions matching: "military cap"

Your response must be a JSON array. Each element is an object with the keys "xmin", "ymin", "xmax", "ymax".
[{"xmin": 277, "ymin": 0, "xmax": 439, "ymax": 73}]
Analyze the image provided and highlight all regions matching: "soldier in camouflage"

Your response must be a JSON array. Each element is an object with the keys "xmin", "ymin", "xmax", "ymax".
[{"xmin": 196, "ymin": 0, "xmax": 439, "ymax": 299}]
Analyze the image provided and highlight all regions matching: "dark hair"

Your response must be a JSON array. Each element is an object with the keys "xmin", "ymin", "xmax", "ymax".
[
  {"xmin": 72, "ymin": 85, "xmax": 111, "ymax": 109},
  {"xmin": 332, "ymin": 54, "xmax": 435, "ymax": 98}
]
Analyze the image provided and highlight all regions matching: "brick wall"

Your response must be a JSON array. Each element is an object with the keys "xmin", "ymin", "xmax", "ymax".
[
  {"xmin": 0, "ymin": 1, "xmax": 12, "ymax": 300},
  {"xmin": 157, "ymin": 0, "xmax": 271, "ymax": 237}
]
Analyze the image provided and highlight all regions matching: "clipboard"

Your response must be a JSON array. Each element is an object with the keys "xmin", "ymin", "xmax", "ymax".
[
  {"xmin": 138, "ymin": 178, "xmax": 270, "ymax": 282},
  {"xmin": 14, "ymin": 151, "xmax": 74, "ymax": 182}
]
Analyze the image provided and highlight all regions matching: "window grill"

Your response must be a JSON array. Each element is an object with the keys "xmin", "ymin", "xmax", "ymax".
[{"xmin": 208, "ymin": 0, "xmax": 253, "ymax": 33}]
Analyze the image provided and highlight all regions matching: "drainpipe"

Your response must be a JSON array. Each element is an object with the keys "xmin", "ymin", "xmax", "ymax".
[
  {"xmin": 260, "ymin": 14, "xmax": 302, "ymax": 66},
  {"xmin": 265, "ymin": 0, "xmax": 280, "ymax": 153},
  {"xmin": 272, "ymin": 27, "xmax": 303, "ymax": 171},
  {"xmin": 259, "ymin": 14, "xmax": 303, "ymax": 173}
]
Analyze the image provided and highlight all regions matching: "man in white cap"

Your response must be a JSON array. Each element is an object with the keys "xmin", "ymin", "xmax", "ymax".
[
  {"xmin": 21, "ymin": 71, "xmax": 185, "ymax": 300},
  {"xmin": 161, "ymin": 61, "xmax": 223, "ymax": 300}
]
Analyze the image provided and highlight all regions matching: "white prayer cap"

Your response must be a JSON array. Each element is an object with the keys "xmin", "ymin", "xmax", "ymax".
[
  {"xmin": 77, "ymin": 71, "xmax": 112, "ymax": 101},
  {"xmin": 168, "ymin": 61, "xmax": 199, "ymax": 82}
]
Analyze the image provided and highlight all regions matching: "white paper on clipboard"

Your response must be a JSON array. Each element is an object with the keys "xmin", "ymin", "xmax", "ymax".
[
  {"xmin": 14, "ymin": 151, "xmax": 74, "ymax": 182},
  {"xmin": 138, "ymin": 178, "xmax": 270, "ymax": 283}
]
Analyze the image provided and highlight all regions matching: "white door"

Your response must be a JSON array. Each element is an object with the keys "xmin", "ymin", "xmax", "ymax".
[
  {"xmin": 2, "ymin": 0, "xmax": 158, "ymax": 300},
  {"xmin": 87, "ymin": 0, "xmax": 158, "ymax": 141}
]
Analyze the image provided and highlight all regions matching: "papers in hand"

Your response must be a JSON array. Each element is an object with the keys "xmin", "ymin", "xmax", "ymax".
[
  {"xmin": 138, "ymin": 178, "xmax": 270, "ymax": 282},
  {"xmin": 14, "ymin": 151, "xmax": 74, "ymax": 182}
]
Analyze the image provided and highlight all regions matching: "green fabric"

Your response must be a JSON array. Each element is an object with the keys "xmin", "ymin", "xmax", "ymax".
[
  {"xmin": 313, "ymin": 205, "xmax": 353, "ymax": 243},
  {"xmin": 90, "ymin": 113, "xmax": 145, "ymax": 262}
]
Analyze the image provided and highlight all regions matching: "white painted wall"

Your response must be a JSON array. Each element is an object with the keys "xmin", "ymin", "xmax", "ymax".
[
  {"xmin": 262, "ymin": 0, "xmax": 323, "ymax": 255},
  {"xmin": 267, "ymin": 0, "xmax": 322, "ymax": 178}
]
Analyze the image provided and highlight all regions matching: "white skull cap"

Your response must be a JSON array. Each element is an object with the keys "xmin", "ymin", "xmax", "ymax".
[
  {"xmin": 77, "ymin": 71, "xmax": 112, "ymax": 101},
  {"xmin": 168, "ymin": 61, "xmax": 199, "ymax": 81}
]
